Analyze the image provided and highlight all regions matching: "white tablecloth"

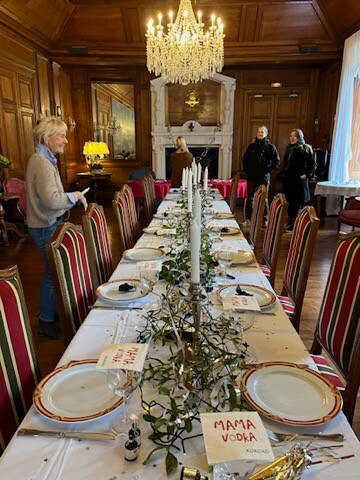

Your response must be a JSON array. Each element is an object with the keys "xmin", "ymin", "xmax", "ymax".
[
  {"xmin": 0, "ymin": 192, "xmax": 359, "ymax": 479},
  {"xmin": 314, "ymin": 181, "xmax": 360, "ymax": 215}
]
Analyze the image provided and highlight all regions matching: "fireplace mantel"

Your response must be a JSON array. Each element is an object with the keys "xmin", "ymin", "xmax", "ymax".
[{"xmin": 150, "ymin": 73, "xmax": 236, "ymax": 179}]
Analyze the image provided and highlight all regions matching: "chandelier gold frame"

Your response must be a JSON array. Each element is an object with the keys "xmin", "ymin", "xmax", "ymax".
[{"xmin": 146, "ymin": 0, "xmax": 225, "ymax": 85}]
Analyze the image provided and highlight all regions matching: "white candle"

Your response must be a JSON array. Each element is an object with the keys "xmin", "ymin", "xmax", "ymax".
[
  {"xmin": 187, "ymin": 170, "xmax": 193, "ymax": 212},
  {"xmin": 194, "ymin": 188, "xmax": 201, "ymax": 225},
  {"xmin": 190, "ymin": 217, "xmax": 201, "ymax": 284},
  {"xmin": 192, "ymin": 161, "xmax": 197, "ymax": 184},
  {"xmin": 197, "ymin": 163, "xmax": 202, "ymax": 183},
  {"xmin": 204, "ymin": 166, "xmax": 208, "ymax": 191},
  {"xmin": 181, "ymin": 168, "xmax": 186, "ymax": 190}
]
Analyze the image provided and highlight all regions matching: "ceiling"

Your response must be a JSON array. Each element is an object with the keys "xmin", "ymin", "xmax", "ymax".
[{"xmin": 0, "ymin": 0, "xmax": 359, "ymax": 65}]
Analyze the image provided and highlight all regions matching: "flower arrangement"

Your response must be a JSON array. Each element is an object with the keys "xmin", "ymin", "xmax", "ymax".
[{"xmin": 0, "ymin": 153, "xmax": 11, "ymax": 172}]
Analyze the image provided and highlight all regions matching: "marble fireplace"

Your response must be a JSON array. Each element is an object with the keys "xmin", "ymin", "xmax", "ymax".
[{"xmin": 150, "ymin": 73, "xmax": 236, "ymax": 179}]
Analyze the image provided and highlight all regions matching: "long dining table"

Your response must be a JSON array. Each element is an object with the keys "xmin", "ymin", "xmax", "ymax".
[{"xmin": 1, "ymin": 189, "xmax": 360, "ymax": 480}]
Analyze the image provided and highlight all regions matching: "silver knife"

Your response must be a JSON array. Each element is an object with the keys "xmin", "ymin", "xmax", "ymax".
[
  {"xmin": 18, "ymin": 428, "xmax": 116, "ymax": 441},
  {"xmin": 89, "ymin": 305, "xmax": 143, "ymax": 311}
]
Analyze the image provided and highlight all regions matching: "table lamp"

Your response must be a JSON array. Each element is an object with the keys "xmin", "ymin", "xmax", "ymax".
[{"xmin": 83, "ymin": 141, "xmax": 109, "ymax": 173}]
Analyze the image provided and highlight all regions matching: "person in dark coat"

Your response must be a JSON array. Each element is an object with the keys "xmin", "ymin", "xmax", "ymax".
[
  {"xmin": 242, "ymin": 126, "xmax": 280, "ymax": 225},
  {"xmin": 277, "ymin": 128, "xmax": 314, "ymax": 231}
]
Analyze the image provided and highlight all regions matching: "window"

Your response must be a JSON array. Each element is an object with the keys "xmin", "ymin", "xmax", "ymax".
[{"xmin": 350, "ymin": 76, "xmax": 360, "ymax": 179}]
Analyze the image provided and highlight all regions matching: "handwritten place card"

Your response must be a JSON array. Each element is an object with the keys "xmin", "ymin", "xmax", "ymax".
[
  {"xmin": 212, "ymin": 245, "xmax": 237, "ymax": 254},
  {"xmin": 222, "ymin": 295, "xmax": 260, "ymax": 311},
  {"xmin": 137, "ymin": 260, "xmax": 162, "ymax": 271},
  {"xmin": 156, "ymin": 228, "xmax": 176, "ymax": 236},
  {"xmin": 200, "ymin": 412, "xmax": 274, "ymax": 465},
  {"xmin": 96, "ymin": 343, "xmax": 149, "ymax": 372}
]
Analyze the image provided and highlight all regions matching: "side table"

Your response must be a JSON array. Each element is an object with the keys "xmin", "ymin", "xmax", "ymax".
[
  {"xmin": 0, "ymin": 193, "xmax": 26, "ymax": 246},
  {"xmin": 77, "ymin": 172, "xmax": 112, "ymax": 203}
]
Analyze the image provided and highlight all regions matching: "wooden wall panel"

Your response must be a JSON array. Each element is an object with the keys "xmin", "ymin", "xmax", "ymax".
[
  {"xmin": 1, "ymin": 108, "xmax": 21, "ymax": 170},
  {"xmin": 37, "ymin": 55, "xmax": 51, "ymax": 116}
]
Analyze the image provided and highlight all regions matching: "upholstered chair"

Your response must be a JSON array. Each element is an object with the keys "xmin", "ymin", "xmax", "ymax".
[
  {"xmin": 0, "ymin": 265, "xmax": 40, "ymax": 453},
  {"xmin": 113, "ymin": 191, "xmax": 135, "ymax": 254},
  {"xmin": 248, "ymin": 184, "xmax": 267, "ymax": 256},
  {"xmin": 82, "ymin": 203, "xmax": 113, "ymax": 289},
  {"xmin": 229, "ymin": 174, "xmax": 239, "ymax": 214},
  {"xmin": 278, "ymin": 206, "xmax": 320, "ymax": 332},
  {"xmin": 338, "ymin": 197, "xmax": 360, "ymax": 231},
  {"xmin": 121, "ymin": 183, "xmax": 140, "ymax": 239},
  {"xmin": 141, "ymin": 174, "xmax": 156, "ymax": 224},
  {"xmin": 46, "ymin": 223, "xmax": 95, "ymax": 345},
  {"xmin": 310, "ymin": 232, "xmax": 360, "ymax": 425}
]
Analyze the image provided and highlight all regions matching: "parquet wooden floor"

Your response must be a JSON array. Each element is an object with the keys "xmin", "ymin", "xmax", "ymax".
[{"xmin": 1, "ymin": 199, "xmax": 358, "ymax": 438}]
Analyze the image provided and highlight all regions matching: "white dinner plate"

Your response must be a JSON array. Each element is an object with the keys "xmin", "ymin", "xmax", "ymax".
[
  {"xmin": 242, "ymin": 362, "xmax": 342, "ymax": 426},
  {"xmin": 210, "ymin": 226, "xmax": 241, "ymax": 236},
  {"xmin": 154, "ymin": 212, "xmax": 176, "ymax": 219},
  {"xmin": 96, "ymin": 279, "xmax": 149, "ymax": 303},
  {"xmin": 33, "ymin": 360, "xmax": 125, "ymax": 423},
  {"xmin": 143, "ymin": 226, "xmax": 176, "ymax": 235},
  {"xmin": 123, "ymin": 247, "xmax": 165, "ymax": 261},
  {"xmin": 163, "ymin": 195, "xmax": 182, "ymax": 201},
  {"xmin": 216, "ymin": 284, "xmax": 276, "ymax": 309},
  {"xmin": 213, "ymin": 250, "xmax": 256, "ymax": 266},
  {"xmin": 212, "ymin": 212, "xmax": 235, "ymax": 219}
]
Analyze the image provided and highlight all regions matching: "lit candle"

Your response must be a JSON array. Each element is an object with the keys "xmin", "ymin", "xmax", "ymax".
[
  {"xmin": 197, "ymin": 10, "xmax": 202, "ymax": 22},
  {"xmin": 158, "ymin": 13, "xmax": 162, "ymax": 25},
  {"xmin": 211, "ymin": 13, "xmax": 216, "ymax": 26},
  {"xmin": 197, "ymin": 162, "xmax": 202, "ymax": 183},
  {"xmin": 204, "ymin": 166, "xmax": 208, "ymax": 191},
  {"xmin": 190, "ymin": 217, "xmax": 201, "ymax": 284},
  {"xmin": 194, "ymin": 188, "xmax": 201, "ymax": 226},
  {"xmin": 169, "ymin": 10, "xmax": 173, "ymax": 24},
  {"xmin": 192, "ymin": 160, "xmax": 197, "ymax": 184},
  {"xmin": 188, "ymin": 170, "xmax": 193, "ymax": 212}
]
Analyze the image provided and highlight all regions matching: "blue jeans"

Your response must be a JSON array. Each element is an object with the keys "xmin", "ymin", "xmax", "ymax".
[{"xmin": 28, "ymin": 221, "xmax": 61, "ymax": 322}]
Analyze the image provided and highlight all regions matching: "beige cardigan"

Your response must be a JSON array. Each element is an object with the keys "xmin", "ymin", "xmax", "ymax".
[{"xmin": 25, "ymin": 153, "xmax": 73, "ymax": 228}]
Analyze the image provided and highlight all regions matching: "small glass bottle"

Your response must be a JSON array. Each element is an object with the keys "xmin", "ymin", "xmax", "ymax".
[
  {"xmin": 124, "ymin": 432, "xmax": 138, "ymax": 462},
  {"xmin": 180, "ymin": 466, "xmax": 208, "ymax": 480},
  {"xmin": 129, "ymin": 422, "xmax": 141, "ymax": 447}
]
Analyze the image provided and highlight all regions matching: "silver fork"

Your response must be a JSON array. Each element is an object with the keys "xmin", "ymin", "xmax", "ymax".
[{"xmin": 266, "ymin": 428, "xmax": 344, "ymax": 442}]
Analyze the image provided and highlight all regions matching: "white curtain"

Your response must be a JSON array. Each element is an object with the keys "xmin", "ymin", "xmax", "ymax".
[{"xmin": 330, "ymin": 30, "xmax": 360, "ymax": 181}]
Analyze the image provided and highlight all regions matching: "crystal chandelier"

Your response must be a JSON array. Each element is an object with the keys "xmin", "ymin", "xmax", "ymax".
[{"xmin": 146, "ymin": 0, "xmax": 224, "ymax": 85}]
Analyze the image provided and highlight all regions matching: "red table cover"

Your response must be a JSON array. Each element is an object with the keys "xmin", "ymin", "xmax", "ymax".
[
  {"xmin": 209, "ymin": 179, "xmax": 247, "ymax": 198},
  {"xmin": 129, "ymin": 179, "xmax": 172, "ymax": 199}
]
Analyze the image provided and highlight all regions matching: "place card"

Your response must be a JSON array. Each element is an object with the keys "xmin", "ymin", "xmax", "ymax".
[
  {"xmin": 96, "ymin": 343, "xmax": 149, "ymax": 372},
  {"xmin": 222, "ymin": 295, "xmax": 260, "ymax": 311},
  {"xmin": 200, "ymin": 412, "xmax": 274, "ymax": 465},
  {"xmin": 156, "ymin": 228, "xmax": 176, "ymax": 236},
  {"xmin": 137, "ymin": 260, "xmax": 162, "ymax": 271},
  {"xmin": 213, "ymin": 245, "xmax": 237, "ymax": 253}
]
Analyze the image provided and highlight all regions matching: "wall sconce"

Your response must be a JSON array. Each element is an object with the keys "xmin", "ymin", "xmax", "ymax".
[
  {"xmin": 271, "ymin": 82, "xmax": 282, "ymax": 88},
  {"xmin": 68, "ymin": 117, "xmax": 76, "ymax": 133},
  {"xmin": 289, "ymin": 92, "xmax": 299, "ymax": 98},
  {"xmin": 185, "ymin": 90, "xmax": 200, "ymax": 108},
  {"xmin": 56, "ymin": 106, "xmax": 62, "ymax": 117},
  {"xmin": 314, "ymin": 118, "xmax": 320, "ymax": 133}
]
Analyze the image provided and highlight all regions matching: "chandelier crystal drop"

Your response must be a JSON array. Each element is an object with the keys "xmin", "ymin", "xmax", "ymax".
[{"xmin": 146, "ymin": 0, "xmax": 225, "ymax": 85}]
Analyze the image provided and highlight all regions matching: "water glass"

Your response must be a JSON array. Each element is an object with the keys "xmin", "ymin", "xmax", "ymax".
[
  {"xmin": 216, "ymin": 251, "xmax": 235, "ymax": 276},
  {"xmin": 213, "ymin": 460, "xmax": 256, "ymax": 480}
]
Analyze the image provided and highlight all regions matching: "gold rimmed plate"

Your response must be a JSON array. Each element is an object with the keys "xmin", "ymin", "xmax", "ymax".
[
  {"xmin": 212, "ymin": 212, "xmax": 235, "ymax": 219},
  {"xmin": 34, "ymin": 360, "xmax": 127, "ymax": 423},
  {"xmin": 242, "ymin": 362, "xmax": 342, "ymax": 426},
  {"xmin": 210, "ymin": 226, "xmax": 241, "ymax": 236},
  {"xmin": 123, "ymin": 247, "xmax": 165, "ymax": 262},
  {"xmin": 216, "ymin": 284, "xmax": 276, "ymax": 310}
]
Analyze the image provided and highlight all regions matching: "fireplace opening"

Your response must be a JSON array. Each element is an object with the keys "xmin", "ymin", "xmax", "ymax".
[{"xmin": 165, "ymin": 147, "xmax": 219, "ymax": 180}]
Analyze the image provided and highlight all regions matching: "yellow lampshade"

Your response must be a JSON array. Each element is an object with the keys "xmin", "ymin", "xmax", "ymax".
[{"xmin": 83, "ymin": 141, "xmax": 109, "ymax": 156}]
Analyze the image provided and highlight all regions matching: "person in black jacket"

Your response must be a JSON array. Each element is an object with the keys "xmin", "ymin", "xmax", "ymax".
[
  {"xmin": 242, "ymin": 126, "xmax": 280, "ymax": 225},
  {"xmin": 277, "ymin": 128, "xmax": 314, "ymax": 231}
]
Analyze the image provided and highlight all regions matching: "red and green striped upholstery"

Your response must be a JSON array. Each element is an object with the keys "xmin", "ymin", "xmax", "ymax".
[
  {"xmin": 0, "ymin": 266, "xmax": 40, "ymax": 454},
  {"xmin": 141, "ymin": 174, "xmax": 156, "ymax": 223},
  {"xmin": 113, "ymin": 192, "xmax": 135, "ymax": 253},
  {"xmin": 260, "ymin": 194, "xmax": 287, "ymax": 286},
  {"xmin": 47, "ymin": 224, "xmax": 95, "ymax": 338},
  {"xmin": 82, "ymin": 203, "xmax": 113, "ymax": 288},
  {"xmin": 248, "ymin": 184, "xmax": 266, "ymax": 254},
  {"xmin": 310, "ymin": 232, "xmax": 360, "ymax": 423},
  {"xmin": 310, "ymin": 355, "xmax": 345, "ymax": 390},
  {"xmin": 280, "ymin": 206, "xmax": 319, "ymax": 331},
  {"xmin": 122, "ymin": 184, "xmax": 139, "ymax": 238}
]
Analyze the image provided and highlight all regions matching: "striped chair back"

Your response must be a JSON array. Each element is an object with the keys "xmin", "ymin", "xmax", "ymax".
[
  {"xmin": 82, "ymin": 203, "xmax": 113, "ymax": 289},
  {"xmin": 141, "ymin": 174, "xmax": 156, "ymax": 223},
  {"xmin": 121, "ymin": 184, "xmax": 139, "ymax": 238},
  {"xmin": 248, "ymin": 184, "xmax": 267, "ymax": 254},
  {"xmin": 229, "ymin": 174, "xmax": 239, "ymax": 214},
  {"xmin": 262, "ymin": 194, "xmax": 288, "ymax": 286},
  {"xmin": 113, "ymin": 191, "xmax": 135, "ymax": 253},
  {"xmin": 281, "ymin": 206, "xmax": 320, "ymax": 331},
  {"xmin": 0, "ymin": 265, "xmax": 40, "ymax": 453},
  {"xmin": 311, "ymin": 232, "xmax": 360, "ymax": 423},
  {"xmin": 46, "ymin": 223, "xmax": 95, "ymax": 345}
]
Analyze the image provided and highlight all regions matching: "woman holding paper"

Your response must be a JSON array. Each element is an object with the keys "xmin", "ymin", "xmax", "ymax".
[{"xmin": 169, "ymin": 136, "xmax": 193, "ymax": 187}]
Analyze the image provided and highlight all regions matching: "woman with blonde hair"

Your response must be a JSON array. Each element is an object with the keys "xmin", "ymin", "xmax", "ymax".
[
  {"xmin": 169, "ymin": 136, "xmax": 193, "ymax": 187},
  {"xmin": 26, "ymin": 116, "xmax": 88, "ymax": 338}
]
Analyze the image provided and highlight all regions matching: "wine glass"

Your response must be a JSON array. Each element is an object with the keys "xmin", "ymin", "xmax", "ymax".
[
  {"xmin": 213, "ymin": 460, "xmax": 256, "ymax": 480},
  {"xmin": 216, "ymin": 251, "xmax": 235, "ymax": 277},
  {"xmin": 107, "ymin": 369, "xmax": 141, "ymax": 436},
  {"xmin": 140, "ymin": 268, "xmax": 159, "ymax": 291}
]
